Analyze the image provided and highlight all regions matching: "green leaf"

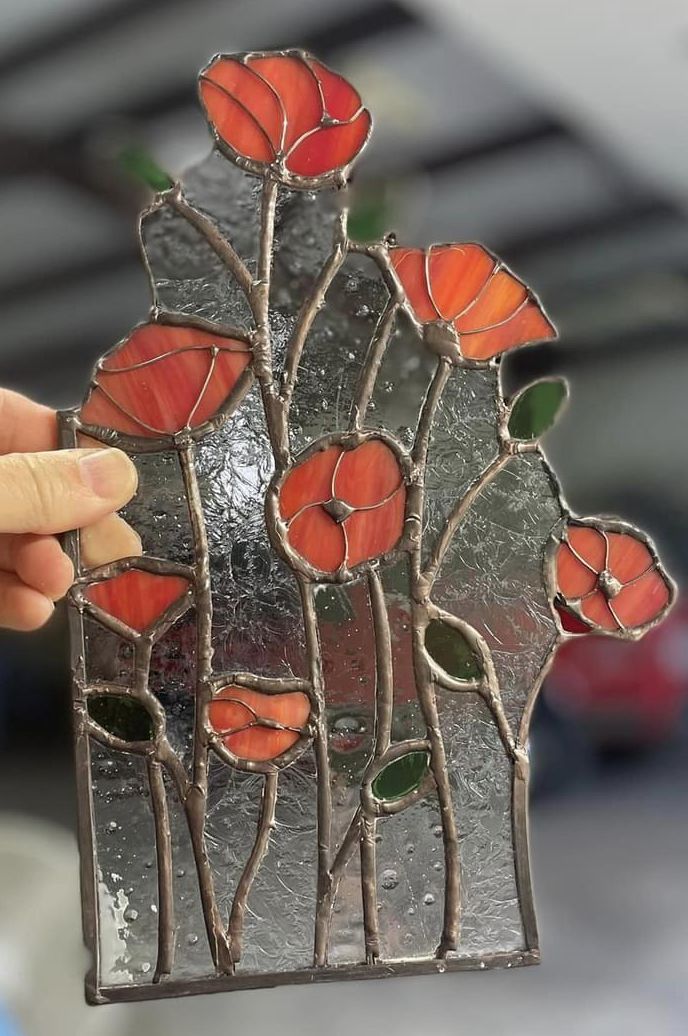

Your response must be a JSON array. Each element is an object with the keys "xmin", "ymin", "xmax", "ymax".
[
  {"xmin": 88, "ymin": 696, "xmax": 154, "ymax": 742},
  {"xmin": 372, "ymin": 751, "xmax": 430, "ymax": 802},
  {"xmin": 118, "ymin": 145, "xmax": 175, "ymax": 192},
  {"xmin": 425, "ymin": 619, "xmax": 482, "ymax": 681},
  {"xmin": 508, "ymin": 378, "xmax": 568, "ymax": 441},
  {"xmin": 348, "ymin": 182, "xmax": 395, "ymax": 243}
]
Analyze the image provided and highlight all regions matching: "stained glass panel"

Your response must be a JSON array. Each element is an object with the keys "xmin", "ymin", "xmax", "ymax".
[{"xmin": 59, "ymin": 48, "xmax": 676, "ymax": 1005}]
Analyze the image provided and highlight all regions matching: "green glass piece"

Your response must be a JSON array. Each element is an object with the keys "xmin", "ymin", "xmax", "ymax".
[
  {"xmin": 424, "ymin": 618, "xmax": 482, "ymax": 681},
  {"xmin": 348, "ymin": 181, "xmax": 395, "ymax": 243},
  {"xmin": 508, "ymin": 378, "xmax": 568, "ymax": 441},
  {"xmin": 119, "ymin": 145, "xmax": 175, "ymax": 192},
  {"xmin": 371, "ymin": 751, "xmax": 430, "ymax": 802},
  {"xmin": 88, "ymin": 695, "xmax": 154, "ymax": 742}
]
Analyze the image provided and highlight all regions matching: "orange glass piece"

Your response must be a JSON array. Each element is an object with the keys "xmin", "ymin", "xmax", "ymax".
[
  {"xmin": 389, "ymin": 244, "xmax": 556, "ymax": 361},
  {"xmin": 199, "ymin": 52, "xmax": 371, "ymax": 182},
  {"xmin": 555, "ymin": 522, "xmax": 672, "ymax": 634},
  {"xmin": 84, "ymin": 569, "xmax": 192, "ymax": 634},
  {"xmin": 278, "ymin": 438, "xmax": 406, "ymax": 574},
  {"xmin": 209, "ymin": 686, "xmax": 311, "ymax": 762},
  {"xmin": 80, "ymin": 323, "xmax": 251, "ymax": 438},
  {"xmin": 288, "ymin": 506, "xmax": 346, "ymax": 572}
]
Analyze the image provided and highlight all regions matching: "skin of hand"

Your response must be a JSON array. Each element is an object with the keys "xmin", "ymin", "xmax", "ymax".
[{"xmin": 0, "ymin": 388, "xmax": 142, "ymax": 631}]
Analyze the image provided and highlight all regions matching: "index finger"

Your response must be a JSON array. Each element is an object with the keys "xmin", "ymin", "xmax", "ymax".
[{"xmin": 0, "ymin": 388, "xmax": 57, "ymax": 454}]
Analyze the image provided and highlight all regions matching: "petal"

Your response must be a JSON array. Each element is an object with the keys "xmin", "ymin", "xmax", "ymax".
[
  {"xmin": 224, "ymin": 727, "xmax": 301, "ymax": 763},
  {"xmin": 208, "ymin": 698, "xmax": 255, "ymax": 733},
  {"xmin": 190, "ymin": 350, "xmax": 251, "ymax": 427},
  {"xmin": 248, "ymin": 54, "xmax": 322, "ymax": 150},
  {"xmin": 84, "ymin": 570, "xmax": 190, "ymax": 633},
  {"xmin": 286, "ymin": 109, "xmax": 371, "ymax": 177},
  {"xmin": 612, "ymin": 569, "xmax": 671, "ymax": 629},
  {"xmin": 556, "ymin": 543, "xmax": 598, "ymax": 598},
  {"xmin": 334, "ymin": 440, "xmax": 402, "ymax": 508},
  {"xmin": 580, "ymin": 590, "xmax": 619, "ymax": 631},
  {"xmin": 344, "ymin": 486, "xmax": 406, "ymax": 568},
  {"xmin": 79, "ymin": 385, "xmax": 147, "ymax": 436},
  {"xmin": 455, "ymin": 268, "xmax": 526, "ymax": 332},
  {"xmin": 201, "ymin": 57, "xmax": 282, "ymax": 154},
  {"xmin": 287, "ymin": 505, "xmax": 346, "ymax": 573},
  {"xmin": 567, "ymin": 525, "xmax": 607, "ymax": 572},
  {"xmin": 279, "ymin": 446, "xmax": 342, "ymax": 519},
  {"xmin": 200, "ymin": 86, "xmax": 275, "ymax": 164},
  {"xmin": 389, "ymin": 248, "xmax": 437, "ymax": 322},
  {"xmin": 308, "ymin": 58, "xmax": 363, "ymax": 120},
  {"xmin": 459, "ymin": 301, "xmax": 556, "ymax": 360},
  {"xmin": 606, "ymin": 532, "xmax": 653, "ymax": 584},
  {"xmin": 428, "ymin": 244, "xmax": 496, "ymax": 322}
]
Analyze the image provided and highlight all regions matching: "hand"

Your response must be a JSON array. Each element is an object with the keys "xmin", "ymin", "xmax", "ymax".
[{"xmin": 0, "ymin": 388, "xmax": 141, "ymax": 631}]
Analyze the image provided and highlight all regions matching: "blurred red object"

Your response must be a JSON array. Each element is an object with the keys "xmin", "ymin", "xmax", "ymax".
[{"xmin": 545, "ymin": 600, "xmax": 688, "ymax": 746}]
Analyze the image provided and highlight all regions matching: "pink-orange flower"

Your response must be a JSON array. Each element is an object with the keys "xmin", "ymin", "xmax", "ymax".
[
  {"xmin": 209, "ymin": 686, "xmax": 311, "ymax": 763},
  {"xmin": 552, "ymin": 520, "xmax": 674, "ymax": 637},
  {"xmin": 199, "ymin": 51, "xmax": 371, "ymax": 187},
  {"xmin": 83, "ymin": 568, "xmax": 192, "ymax": 637},
  {"xmin": 275, "ymin": 437, "xmax": 407, "ymax": 577},
  {"xmin": 80, "ymin": 322, "xmax": 251, "ymax": 440},
  {"xmin": 389, "ymin": 243, "xmax": 556, "ymax": 362}
]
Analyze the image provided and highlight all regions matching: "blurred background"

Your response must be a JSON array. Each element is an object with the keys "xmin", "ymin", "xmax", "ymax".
[{"xmin": 0, "ymin": 1, "xmax": 686, "ymax": 1033}]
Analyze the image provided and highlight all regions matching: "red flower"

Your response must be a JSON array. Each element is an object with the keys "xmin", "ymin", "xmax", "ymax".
[
  {"xmin": 83, "ymin": 568, "xmax": 192, "ymax": 636},
  {"xmin": 553, "ymin": 520, "xmax": 674, "ymax": 637},
  {"xmin": 389, "ymin": 244, "xmax": 556, "ymax": 362},
  {"xmin": 209, "ymin": 686, "xmax": 311, "ymax": 763},
  {"xmin": 80, "ymin": 323, "xmax": 251, "ymax": 440},
  {"xmin": 276, "ymin": 437, "xmax": 407, "ymax": 577},
  {"xmin": 199, "ymin": 51, "xmax": 371, "ymax": 187}
]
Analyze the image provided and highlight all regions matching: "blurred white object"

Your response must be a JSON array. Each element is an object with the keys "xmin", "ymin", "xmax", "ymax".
[{"xmin": 0, "ymin": 815, "xmax": 123, "ymax": 1036}]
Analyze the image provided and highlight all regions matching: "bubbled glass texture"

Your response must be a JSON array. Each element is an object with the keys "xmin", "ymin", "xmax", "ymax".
[{"xmin": 83, "ymin": 150, "xmax": 561, "ymax": 988}]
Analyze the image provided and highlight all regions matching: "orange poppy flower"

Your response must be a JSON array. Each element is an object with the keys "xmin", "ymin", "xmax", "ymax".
[
  {"xmin": 199, "ymin": 51, "xmax": 371, "ymax": 186},
  {"xmin": 84, "ymin": 568, "xmax": 192, "ymax": 637},
  {"xmin": 553, "ymin": 520, "xmax": 674, "ymax": 637},
  {"xmin": 209, "ymin": 686, "xmax": 311, "ymax": 763},
  {"xmin": 80, "ymin": 323, "xmax": 251, "ymax": 439},
  {"xmin": 389, "ymin": 243, "xmax": 556, "ymax": 362},
  {"xmin": 276, "ymin": 437, "xmax": 406, "ymax": 577}
]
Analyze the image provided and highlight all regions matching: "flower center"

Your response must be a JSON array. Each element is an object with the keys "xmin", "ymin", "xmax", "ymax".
[
  {"xmin": 597, "ymin": 569, "xmax": 622, "ymax": 599},
  {"xmin": 322, "ymin": 497, "xmax": 354, "ymax": 524}
]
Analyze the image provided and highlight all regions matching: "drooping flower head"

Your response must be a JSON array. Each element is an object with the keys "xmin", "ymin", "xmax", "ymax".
[
  {"xmin": 271, "ymin": 435, "xmax": 407, "ymax": 579},
  {"xmin": 389, "ymin": 243, "xmax": 556, "ymax": 363},
  {"xmin": 199, "ymin": 50, "xmax": 372, "ymax": 188},
  {"xmin": 80, "ymin": 322, "xmax": 251, "ymax": 443},
  {"xmin": 209, "ymin": 686, "xmax": 311, "ymax": 765},
  {"xmin": 550, "ymin": 519, "xmax": 674, "ymax": 638}
]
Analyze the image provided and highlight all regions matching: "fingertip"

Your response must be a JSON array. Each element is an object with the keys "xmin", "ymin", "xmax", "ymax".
[
  {"xmin": 80, "ymin": 513, "xmax": 143, "ymax": 569},
  {"xmin": 13, "ymin": 535, "xmax": 75, "ymax": 600},
  {"xmin": 78, "ymin": 448, "xmax": 138, "ymax": 507},
  {"xmin": 0, "ymin": 576, "xmax": 55, "ymax": 632}
]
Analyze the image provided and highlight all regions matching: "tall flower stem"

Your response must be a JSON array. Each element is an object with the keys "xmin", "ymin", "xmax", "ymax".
[
  {"xmin": 178, "ymin": 442, "xmax": 233, "ymax": 974},
  {"xmin": 297, "ymin": 575, "xmax": 333, "ymax": 967},
  {"xmin": 409, "ymin": 357, "xmax": 461, "ymax": 957},
  {"xmin": 359, "ymin": 566, "xmax": 394, "ymax": 962},
  {"xmin": 228, "ymin": 770, "xmax": 278, "ymax": 961},
  {"xmin": 146, "ymin": 756, "xmax": 175, "ymax": 982},
  {"xmin": 130, "ymin": 637, "xmax": 175, "ymax": 982}
]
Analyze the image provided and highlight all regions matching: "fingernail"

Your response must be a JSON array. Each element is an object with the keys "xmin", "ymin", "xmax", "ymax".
[{"xmin": 79, "ymin": 449, "xmax": 138, "ymax": 499}]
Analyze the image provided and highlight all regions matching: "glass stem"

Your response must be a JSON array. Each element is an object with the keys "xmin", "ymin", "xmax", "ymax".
[
  {"xmin": 228, "ymin": 770, "xmax": 278, "ymax": 961},
  {"xmin": 178, "ymin": 442, "xmax": 233, "ymax": 974},
  {"xmin": 409, "ymin": 357, "xmax": 461, "ymax": 957}
]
